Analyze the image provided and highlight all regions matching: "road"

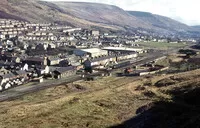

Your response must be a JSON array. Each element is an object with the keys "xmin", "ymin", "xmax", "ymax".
[
  {"xmin": 0, "ymin": 49, "xmax": 177, "ymax": 102},
  {"xmin": 0, "ymin": 76, "xmax": 82, "ymax": 102}
]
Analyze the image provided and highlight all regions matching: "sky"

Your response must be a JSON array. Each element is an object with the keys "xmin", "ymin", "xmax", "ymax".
[{"xmin": 45, "ymin": 0, "xmax": 200, "ymax": 26}]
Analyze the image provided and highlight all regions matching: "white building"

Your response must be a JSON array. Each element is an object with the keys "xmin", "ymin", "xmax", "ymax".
[
  {"xmin": 102, "ymin": 47, "xmax": 144, "ymax": 54},
  {"xmin": 73, "ymin": 48, "xmax": 108, "ymax": 58}
]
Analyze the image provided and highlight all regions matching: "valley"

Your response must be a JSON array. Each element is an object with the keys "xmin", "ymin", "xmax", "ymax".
[{"xmin": 0, "ymin": 0, "xmax": 200, "ymax": 128}]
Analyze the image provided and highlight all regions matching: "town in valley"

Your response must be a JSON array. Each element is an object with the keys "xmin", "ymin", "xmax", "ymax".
[
  {"xmin": 0, "ymin": 18, "xmax": 198, "ymax": 95},
  {"xmin": 1, "ymin": 0, "xmax": 200, "ymax": 127}
]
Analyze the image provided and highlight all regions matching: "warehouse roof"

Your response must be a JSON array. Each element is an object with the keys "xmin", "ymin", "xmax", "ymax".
[
  {"xmin": 102, "ymin": 47, "xmax": 143, "ymax": 52},
  {"xmin": 76, "ymin": 48, "xmax": 107, "ymax": 54}
]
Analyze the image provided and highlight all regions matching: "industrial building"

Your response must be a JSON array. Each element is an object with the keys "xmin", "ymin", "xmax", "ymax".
[
  {"xmin": 83, "ymin": 55, "xmax": 116, "ymax": 68},
  {"xmin": 73, "ymin": 48, "xmax": 108, "ymax": 58},
  {"xmin": 102, "ymin": 47, "xmax": 144, "ymax": 54}
]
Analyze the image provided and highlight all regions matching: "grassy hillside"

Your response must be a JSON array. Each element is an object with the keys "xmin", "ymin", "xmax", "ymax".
[
  {"xmin": 127, "ymin": 11, "xmax": 191, "ymax": 32},
  {"xmin": 136, "ymin": 41, "xmax": 186, "ymax": 50},
  {"xmin": 0, "ymin": 68, "xmax": 200, "ymax": 128},
  {"xmin": 1, "ymin": 0, "xmax": 123, "ymax": 30},
  {"xmin": 51, "ymin": 2, "xmax": 149, "ymax": 28},
  {"xmin": 113, "ymin": 69, "xmax": 200, "ymax": 128},
  {"xmin": 0, "ymin": 0, "xmax": 198, "ymax": 34},
  {"xmin": 0, "ymin": 0, "xmax": 150, "ymax": 31}
]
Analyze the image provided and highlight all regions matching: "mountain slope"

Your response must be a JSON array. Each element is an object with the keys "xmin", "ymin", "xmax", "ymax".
[
  {"xmin": 0, "ymin": 0, "xmax": 198, "ymax": 35},
  {"xmin": 49, "ymin": 2, "xmax": 150, "ymax": 28},
  {"xmin": 0, "ymin": 0, "xmax": 152, "ymax": 30},
  {"xmin": 191, "ymin": 25, "xmax": 200, "ymax": 32},
  {"xmin": 127, "ymin": 11, "xmax": 191, "ymax": 33},
  {"xmin": 0, "ymin": 0, "xmax": 123, "ymax": 30}
]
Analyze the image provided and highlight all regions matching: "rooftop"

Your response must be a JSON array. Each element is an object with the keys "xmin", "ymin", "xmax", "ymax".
[
  {"xmin": 54, "ymin": 66, "xmax": 76, "ymax": 74},
  {"xmin": 102, "ymin": 47, "xmax": 143, "ymax": 52},
  {"xmin": 78, "ymin": 48, "xmax": 107, "ymax": 54}
]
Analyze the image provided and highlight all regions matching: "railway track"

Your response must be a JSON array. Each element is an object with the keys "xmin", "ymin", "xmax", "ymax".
[{"xmin": 0, "ymin": 50, "xmax": 171, "ymax": 102}]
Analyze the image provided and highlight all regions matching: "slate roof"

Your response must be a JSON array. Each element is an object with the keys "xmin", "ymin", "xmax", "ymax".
[
  {"xmin": 90, "ymin": 55, "xmax": 116, "ymax": 62},
  {"xmin": 54, "ymin": 66, "xmax": 76, "ymax": 74},
  {"xmin": 1, "ymin": 73, "xmax": 15, "ymax": 79},
  {"xmin": 24, "ymin": 57, "xmax": 44, "ymax": 62},
  {"xmin": 13, "ymin": 70, "xmax": 27, "ymax": 75}
]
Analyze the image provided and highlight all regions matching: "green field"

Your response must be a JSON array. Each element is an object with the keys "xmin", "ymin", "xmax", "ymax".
[{"xmin": 136, "ymin": 41, "xmax": 187, "ymax": 49}]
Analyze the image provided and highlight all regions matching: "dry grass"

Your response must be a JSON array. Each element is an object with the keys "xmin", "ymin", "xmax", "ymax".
[
  {"xmin": 0, "ymin": 69, "xmax": 200, "ymax": 128},
  {"xmin": 136, "ymin": 42, "xmax": 186, "ymax": 50},
  {"xmin": 168, "ymin": 54, "xmax": 185, "ymax": 63}
]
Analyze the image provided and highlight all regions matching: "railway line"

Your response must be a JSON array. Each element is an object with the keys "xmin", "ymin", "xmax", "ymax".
[{"xmin": 0, "ymin": 50, "xmax": 173, "ymax": 102}]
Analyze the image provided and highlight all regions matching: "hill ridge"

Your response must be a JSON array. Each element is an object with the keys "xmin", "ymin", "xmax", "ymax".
[{"xmin": 0, "ymin": 0, "xmax": 198, "ymax": 36}]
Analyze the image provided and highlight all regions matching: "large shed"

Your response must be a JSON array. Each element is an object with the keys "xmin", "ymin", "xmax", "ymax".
[
  {"xmin": 53, "ymin": 66, "xmax": 77, "ymax": 79},
  {"xmin": 73, "ymin": 48, "xmax": 108, "ymax": 58}
]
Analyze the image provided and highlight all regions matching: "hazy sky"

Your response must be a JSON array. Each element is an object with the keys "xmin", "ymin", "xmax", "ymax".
[{"xmin": 45, "ymin": 0, "xmax": 200, "ymax": 26}]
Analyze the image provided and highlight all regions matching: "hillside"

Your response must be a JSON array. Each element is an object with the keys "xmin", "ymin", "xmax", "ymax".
[
  {"xmin": 0, "ymin": 0, "xmax": 151, "ymax": 30},
  {"xmin": 0, "ymin": 0, "xmax": 199, "ymax": 35},
  {"xmin": 0, "ymin": 0, "xmax": 123, "ymax": 30},
  {"xmin": 192, "ymin": 25, "xmax": 200, "ymax": 28},
  {"xmin": 127, "ymin": 11, "xmax": 191, "ymax": 33},
  {"xmin": 191, "ymin": 25, "xmax": 200, "ymax": 32},
  {"xmin": 0, "ymin": 69, "xmax": 200, "ymax": 128},
  {"xmin": 49, "ymin": 2, "xmax": 150, "ymax": 28}
]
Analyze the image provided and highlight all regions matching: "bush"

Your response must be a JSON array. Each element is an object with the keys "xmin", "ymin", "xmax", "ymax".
[
  {"xmin": 179, "ymin": 49, "xmax": 197, "ymax": 56},
  {"xmin": 155, "ymin": 78, "xmax": 176, "ymax": 87}
]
